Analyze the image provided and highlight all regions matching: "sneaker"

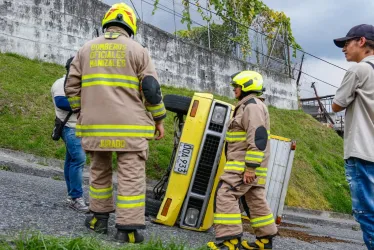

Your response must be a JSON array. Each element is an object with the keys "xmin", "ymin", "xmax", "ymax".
[
  {"xmin": 69, "ymin": 197, "xmax": 89, "ymax": 213},
  {"xmin": 66, "ymin": 196, "xmax": 72, "ymax": 205}
]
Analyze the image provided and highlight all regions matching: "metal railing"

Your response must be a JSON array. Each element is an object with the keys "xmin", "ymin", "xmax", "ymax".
[{"xmin": 131, "ymin": 0, "xmax": 347, "ymax": 91}]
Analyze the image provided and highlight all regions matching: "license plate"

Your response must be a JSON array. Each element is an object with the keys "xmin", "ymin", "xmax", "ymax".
[{"xmin": 174, "ymin": 142, "xmax": 194, "ymax": 175}]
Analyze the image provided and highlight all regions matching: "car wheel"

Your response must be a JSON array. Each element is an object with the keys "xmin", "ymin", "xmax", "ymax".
[
  {"xmin": 163, "ymin": 94, "xmax": 192, "ymax": 115},
  {"xmin": 145, "ymin": 198, "xmax": 162, "ymax": 217}
]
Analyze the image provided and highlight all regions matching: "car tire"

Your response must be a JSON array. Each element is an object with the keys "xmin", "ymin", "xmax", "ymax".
[
  {"xmin": 163, "ymin": 94, "xmax": 192, "ymax": 115},
  {"xmin": 145, "ymin": 198, "xmax": 162, "ymax": 217}
]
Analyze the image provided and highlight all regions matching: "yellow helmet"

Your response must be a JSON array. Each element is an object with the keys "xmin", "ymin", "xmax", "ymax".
[
  {"xmin": 102, "ymin": 3, "xmax": 137, "ymax": 36},
  {"xmin": 230, "ymin": 70, "xmax": 264, "ymax": 93}
]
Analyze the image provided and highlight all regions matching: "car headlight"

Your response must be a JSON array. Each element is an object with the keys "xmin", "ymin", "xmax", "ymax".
[
  {"xmin": 211, "ymin": 105, "xmax": 227, "ymax": 125},
  {"xmin": 184, "ymin": 208, "xmax": 200, "ymax": 227}
]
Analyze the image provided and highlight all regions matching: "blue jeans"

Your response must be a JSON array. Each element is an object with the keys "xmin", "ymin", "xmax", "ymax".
[
  {"xmin": 61, "ymin": 126, "xmax": 86, "ymax": 199},
  {"xmin": 345, "ymin": 157, "xmax": 374, "ymax": 250}
]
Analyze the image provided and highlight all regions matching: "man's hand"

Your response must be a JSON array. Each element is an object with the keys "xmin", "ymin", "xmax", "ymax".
[
  {"xmin": 243, "ymin": 168, "xmax": 256, "ymax": 184},
  {"xmin": 155, "ymin": 121, "xmax": 165, "ymax": 140}
]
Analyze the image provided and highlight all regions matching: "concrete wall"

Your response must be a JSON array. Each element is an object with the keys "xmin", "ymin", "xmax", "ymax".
[
  {"xmin": 0, "ymin": 0, "xmax": 298, "ymax": 110},
  {"xmin": 0, "ymin": 0, "xmax": 107, "ymax": 62}
]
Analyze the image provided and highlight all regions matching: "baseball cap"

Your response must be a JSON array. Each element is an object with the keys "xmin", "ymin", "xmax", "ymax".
[{"xmin": 333, "ymin": 24, "xmax": 374, "ymax": 48}]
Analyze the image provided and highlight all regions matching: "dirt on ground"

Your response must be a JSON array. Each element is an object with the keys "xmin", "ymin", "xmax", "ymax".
[
  {"xmin": 279, "ymin": 222, "xmax": 308, "ymax": 229},
  {"xmin": 243, "ymin": 221, "xmax": 350, "ymax": 244},
  {"xmin": 278, "ymin": 228, "xmax": 350, "ymax": 244}
]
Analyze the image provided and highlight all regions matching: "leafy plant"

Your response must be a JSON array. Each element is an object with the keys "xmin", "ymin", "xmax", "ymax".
[{"xmin": 153, "ymin": 0, "xmax": 302, "ymax": 57}]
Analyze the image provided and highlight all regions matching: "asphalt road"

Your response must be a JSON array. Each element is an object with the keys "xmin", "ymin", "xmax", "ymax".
[{"xmin": 0, "ymin": 170, "xmax": 367, "ymax": 249}]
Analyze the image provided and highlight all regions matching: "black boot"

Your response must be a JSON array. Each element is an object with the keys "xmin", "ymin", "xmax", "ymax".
[
  {"xmin": 114, "ymin": 229, "xmax": 144, "ymax": 243},
  {"xmin": 84, "ymin": 212, "xmax": 109, "ymax": 234},
  {"xmin": 241, "ymin": 236, "xmax": 274, "ymax": 250},
  {"xmin": 207, "ymin": 238, "xmax": 241, "ymax": 250}
]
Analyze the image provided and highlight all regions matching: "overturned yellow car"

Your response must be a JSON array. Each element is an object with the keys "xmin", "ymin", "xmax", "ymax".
[{"xmin": 146, "ymin": 93, "xmax": 296, "ymax": 232}]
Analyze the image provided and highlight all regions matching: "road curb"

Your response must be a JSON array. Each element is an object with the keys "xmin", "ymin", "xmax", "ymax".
[
  {"xmin": 0, "ymin": 148, "xmax": 157, "ymax": 195},
  {"xmin": 283, "ymin": 206, "xmax": 359, "ymax": 230},
  {"xmin": 0, "ymin": 148, "xmax": 64, "ymax": 168},
  {"xmin": 282, "ymin": 213, "xmax": 360, "ymax": 231},
  {"xmin": 284, "ymin": 206, "xmax": 355, "ymax": 220},
  {"xmin": 0, "ymin": 148, "xmax": 66, "ymax": 179},
  {"xmin": 0, "ymin": 159, "xmax": 65, "ymax": 179}
]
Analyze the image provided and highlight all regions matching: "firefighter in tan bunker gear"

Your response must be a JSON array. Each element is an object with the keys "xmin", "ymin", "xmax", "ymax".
[
  {"xmin": 207, "ymin": 71, "xmax": 278, "ymax": 250},
  {"xmin": 64, "ymin": 3, "xmax": 166, "ymax": 243}
]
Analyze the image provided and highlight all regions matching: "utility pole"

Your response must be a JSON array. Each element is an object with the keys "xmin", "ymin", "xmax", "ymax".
[
  {"xmin": 311, "ymin": 82, "xmax": 335, "ymax": 125},
  {"xmin": 285, "ymin": 29, "xmax": 292, "ymax": 78},
  {"xmin": 129, "ymin": 0, "xmax": 140, "ymax": 19},
  {"xmin": 296, "ymin": 53, "xmax": 304, "ymax": 86},
  {"xmin": 265, "ymin": 23, "xmax": 282, "ymax": 68},
  {"xmin": 141, "ymin": 0, "xmax": 143, "ymax": 21},
  {"xmin": 206, "ymin": 0, "xmax": 211, "ymax": 49},
  {"xmin": 173, "ymin": 0, "xmax": 177, "ymax": 38},
  {"xmin": 296, "ymin": 54, "xmax": 305, "ymax": 110}
]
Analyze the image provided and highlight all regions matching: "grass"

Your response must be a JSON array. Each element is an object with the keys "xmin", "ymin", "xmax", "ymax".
[
  {"xmin": 0, "ymin": 232, "xmax": 205, "ymax": 250},
  {"xmin": 0, "ymin": 166, "xmax": 11, "ymax": 171},
  {"xmin": 269, "ymin": 108, "xmax": 350, "ymax": 213},
  {"xmin": 0, "ymin": 52, "xmax": 351, "ymax": 213},
  {"xmin": 51, "ymin": 175, "xmax": 63, "ymax": 181}
]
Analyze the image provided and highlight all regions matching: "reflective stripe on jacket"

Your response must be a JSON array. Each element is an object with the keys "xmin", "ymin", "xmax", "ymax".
[
  {"xmin": 224, "ymin": 94, "xmax": 270, "ymax": 186},
  {"xmin": 65, "ymin": 27, "xmax": 165, "ymax": 151}
]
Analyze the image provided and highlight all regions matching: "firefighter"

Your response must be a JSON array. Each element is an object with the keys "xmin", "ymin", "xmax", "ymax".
[
  {"xmin": 207, "ymin": 71, "xmax": 277, "ymax": 250},
  {"xmin": 65, "ymin": 3, "xmax": 166, "ymax": 243}
]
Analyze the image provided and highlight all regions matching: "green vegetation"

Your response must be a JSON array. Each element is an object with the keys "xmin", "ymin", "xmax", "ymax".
[
  {"xmin": 0, "ymin": 232, "xmax": 205, "ymax": 250},
  {"xmin": 0, "ymin": 53, "xmax": 350, "ymax": 213},
  {"xmin": 153, "ymin": 0, "xmax": 301, "ymax": 57},
  {"xmin": 270, "ymin": 108, "xmax": 350, "ymax": 213},
  {"xmin": 51, "ymin": 176, "xmax": 63, "ymax": 181},
  {"xmin": 0, "ymin": 166, "xmax": 11, "ymax": 171}
]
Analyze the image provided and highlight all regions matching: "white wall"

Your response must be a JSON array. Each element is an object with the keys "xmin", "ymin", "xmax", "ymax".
[{"xmin": 0, "ymin": 0, "xmax": 298, "ymax": 109}]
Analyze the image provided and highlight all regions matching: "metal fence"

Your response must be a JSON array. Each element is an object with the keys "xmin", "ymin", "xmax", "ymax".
[
  {"xmin": 131, "ymin": 0, "xmax": 297, "ymax": 77},
  {"xmin": 99, "ymin": 0, "xmax": 347, "ymax": 99}
]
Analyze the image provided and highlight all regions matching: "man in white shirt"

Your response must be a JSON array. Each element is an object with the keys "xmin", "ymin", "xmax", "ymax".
[
  {"xmin": 332, "ymin": 24, "xmax": 374, "ymax": 250},
  {"xmin": 51, "ymin": 57, "xmax": 88, "ymax": 213}
]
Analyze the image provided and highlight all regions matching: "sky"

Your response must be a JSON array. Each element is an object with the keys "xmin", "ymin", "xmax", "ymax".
[
  {"xmin": 261, "ymin": 0, "xmax": 374, "ymax": 97},
  {"xmin": 102, "ymin": 0, "xmax": 374, "ymax": 97}
]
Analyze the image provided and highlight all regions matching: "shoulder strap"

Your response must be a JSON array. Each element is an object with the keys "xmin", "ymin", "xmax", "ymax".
[
  {"xmin": 366, "ymin": 61, "xmax": 374, "ymax": 69},
  {"xmin": 62, "ymin": 72, "xmax": 73, "ymax": 125},
  {"xmin": 62, "ymin": 111, "xmax": 73, "ymax": 126},
  {"xmin": 63, "ymin": 69, "xmax": 70, "ymax": 88}
]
